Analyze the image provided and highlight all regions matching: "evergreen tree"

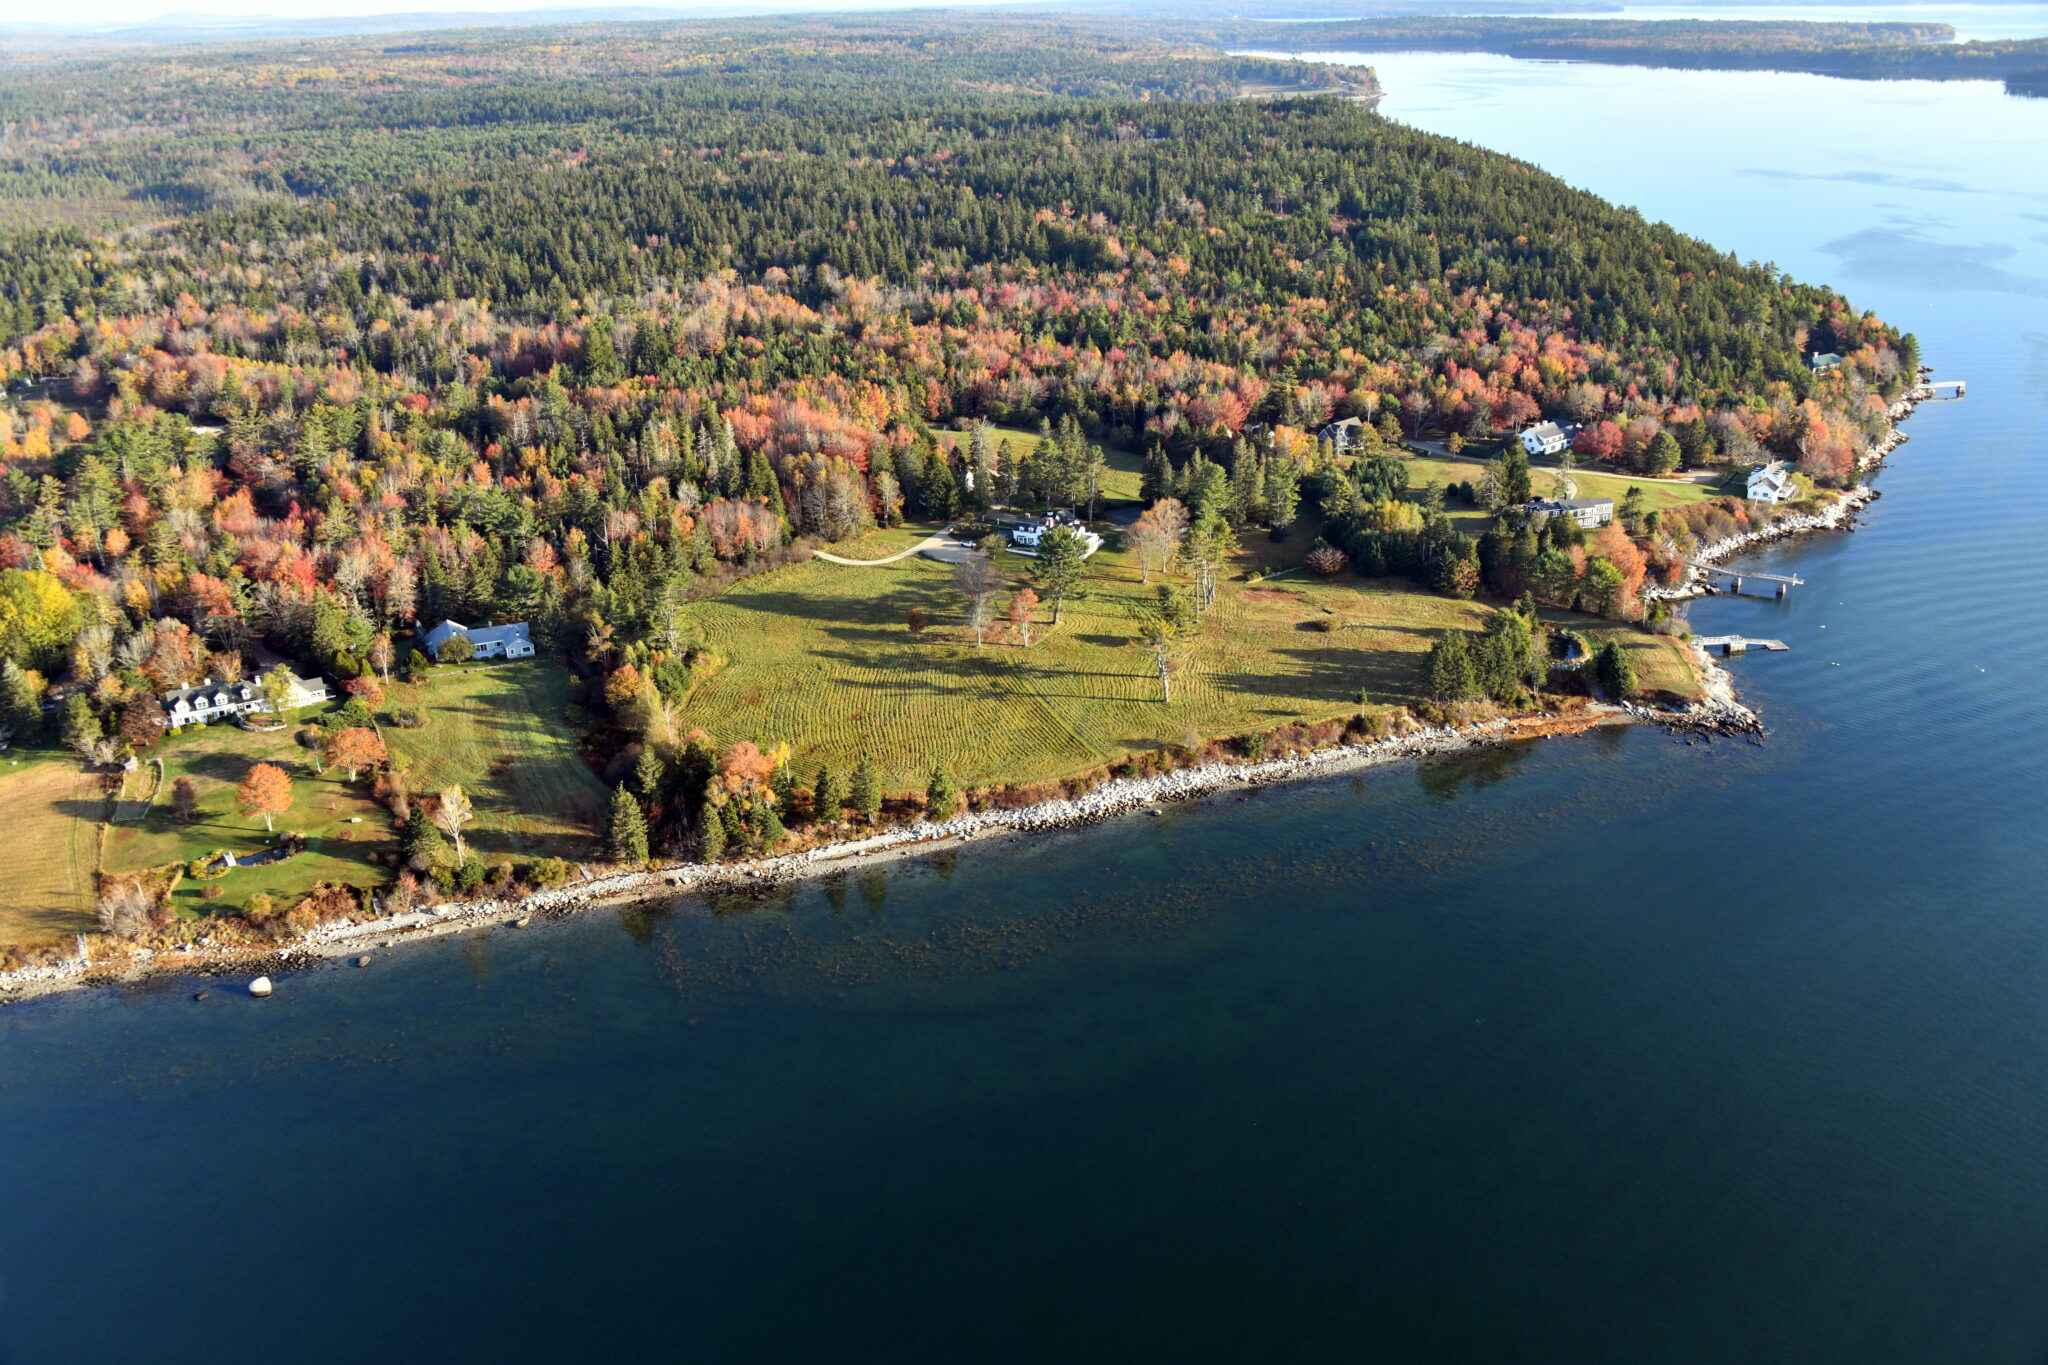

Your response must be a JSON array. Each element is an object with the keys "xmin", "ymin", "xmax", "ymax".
[
  {"xmin": 850, "ymin": 752, "xmax": 881, "ymax": 826},
  {"xmin": 401, "ymin": 804, "xmax": 449, "ymax": 871},
  {"xmin": 1596, "ymin": 640, "xmax": 1639, "ymax": 699},
  {"xmin": 607, "ymin": 784, "xmax": 650, "ymax": 864},
  {"xmin": 1426, "ymin": 631, "xmax": 1481, "ymax": 702},
  {"xmin": 633, "ymin": 746, "xmax": 666, "ymax": 807},
  {"xmin": 812, "ymin": 764, "xmax": 843, "ymax": 825},
  {"xmin": 925, "ymin": 766, "xmax": 959, "ymax": 820},
  {"xmin": 0, "ymin": 659, "xmax": 40, "ymax": 742},
  {"xmin": 699, "ymin": 803, "xmax": 727, "ymax": 861},
  {"xmin": 1140, "ymin": 446, "xmax": 1173, "ymax": 506},
  {"xmin": 1033, "ymin": 524, "xmax": 1089, "ymax": 624}
]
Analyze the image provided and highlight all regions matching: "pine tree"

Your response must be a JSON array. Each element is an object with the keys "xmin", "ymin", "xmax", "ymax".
[
  {"xmin": 633, "ymin": 746, "xmax": 666, "ymax": 807},
  {"xmin": 925, "ymin": 766, "xmax": 959, "ymax": 820},
  {"xmin": 699, "ymin": 803, "xmax": 727, "ymax": 861},
  {"xmin": 1426, "ymin": 631, "xmax": 1481, "ymax": 703},
  {"xmin": 850, "ymin": 753, "xmax": 881, "ymax": 826},
  {"xmin": 1596, "ymin": 641, "xmax": 1639, "ymax": 699},
  {"xmin": 812, "ymin": 764, "xmax": 843, "ymax": 825},
  {"xmin": 607, "ymin": 784, "xmax": 650, "ymax": 864},
  {"xmin": 401, "ymin": 804, "xmax": 448, "ymax": 871}
]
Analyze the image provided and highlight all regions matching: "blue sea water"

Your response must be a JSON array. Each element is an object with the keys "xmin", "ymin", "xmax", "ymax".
[{"xmin": 5, "ymin": 49, "xmax": 2048, "ymax": 1365}]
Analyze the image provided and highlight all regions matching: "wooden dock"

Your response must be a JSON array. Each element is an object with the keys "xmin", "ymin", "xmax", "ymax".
[
  {"xmin": 1687, "ymin": 561, "xmax": 1803, "ymax": 597},
  {"xmin": 1694, "ymin": 636, "xmax": 1789, "ymax": 655}
]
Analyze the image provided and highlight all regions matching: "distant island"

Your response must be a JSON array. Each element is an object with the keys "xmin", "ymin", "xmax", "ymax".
[
  {"xmin": 0, "ymin": 15, "xmax": 1916, "ymax": 988},
  {"xmin": 1206, "ymin": 16, "xmax": 2048, "ymax": 87}
]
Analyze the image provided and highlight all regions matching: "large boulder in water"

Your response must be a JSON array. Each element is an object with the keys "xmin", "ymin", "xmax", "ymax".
[{"xmin": 247, "ymin": 976, "xmax": 273, "ymax": 998}]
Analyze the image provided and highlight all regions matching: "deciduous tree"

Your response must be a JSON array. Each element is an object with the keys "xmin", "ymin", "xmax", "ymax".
[{"xmin": 237, "ymin": 762, "xmax": 293, "ymax": 833}]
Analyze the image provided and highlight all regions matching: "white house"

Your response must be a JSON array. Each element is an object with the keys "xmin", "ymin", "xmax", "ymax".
[
  {"xmin": 162, "ymin": 673, "xmax": 329, "ymax": 730},
  {"xmin": 1809, "ymin": 352, "xmax": 1843, "ymax": 372},
  {"xmin": 1746, "ymin": 462, "xmax": 1800, "ymax": 504},
  {"xmin": 998, "ymin": 511, "xmax": 1102, "ymax": 558},
  {"xmin": 421, "ymin": 619, "xmax": 535, "ymax": 661},
  {"xmin": 1521, "ymin": 496, "xmax": 1614, "ymax": 529},
  {"xmin": 1519, "ymin": 421, "xmax": 1579, "ymax": 457}
]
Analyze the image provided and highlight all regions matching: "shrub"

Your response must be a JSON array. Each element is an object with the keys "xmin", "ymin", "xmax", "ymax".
[
  {"xmin": 1303, "ymin": 543, "xmax": 1348, "ymax": 577},
  {"xmin": 96, "ymin": 880, "xmax": 155, "ymax": 938},
  {"xmin": 527, "ymin": 856, "xmax": 574, "ymax": 889},
  {"xmin": 389, "ymin": 705, "xmax": 429, "ymax": 729}
]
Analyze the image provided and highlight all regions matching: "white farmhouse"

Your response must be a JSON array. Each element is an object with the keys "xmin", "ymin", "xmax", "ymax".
[
  {"xmin": 162, "ymin": 673, "xmax": 330, "ymax": 730},
  {"xmin": 1746, "ymin": 462, "xmax": 1800, "ymax": 505},
  {"xmin": 1519, "ymin": 421, "xmax": 1578, "ymax": 457},
  {"xmin": 421, "ymin": 619, "xmax": 536, "ymax": 661}
]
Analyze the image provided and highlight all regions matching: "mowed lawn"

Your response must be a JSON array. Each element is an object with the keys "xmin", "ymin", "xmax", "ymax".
[
  {"xmin": 383, "ymin": 664, "xmax": 606, "ymax": 861},
  {"xmin": 0, "ymin": 751, "xmax": 104, "ymax": 947},
  {"xmin": 104, "ymin": 721, "xmax": 391, "ymax": 920},
  {"xmin": 675, "ymin": 535, "xmax": 1496, "ymax": 792},
  {"xmin": 1396, "ymin": 448, "xmax": 1719, "ymax": 536}
]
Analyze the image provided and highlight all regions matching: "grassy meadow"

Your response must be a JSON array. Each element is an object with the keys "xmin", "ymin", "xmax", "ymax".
[
  {"xmin": 382, "ymin": 664, "xmax": 607, "ymax": 861},
  {"xmin": 0, "ymin": 751, "xmax": 105, "ymax": 948},
  {"xmin": 676, "ymin": 525, "xmax": 1499, "ymax": 792}
]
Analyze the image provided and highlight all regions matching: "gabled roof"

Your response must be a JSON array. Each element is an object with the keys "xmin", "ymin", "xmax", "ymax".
[
  {"xmin": 422, "ymin": 619, "xmax": 469, "ymax": 649},
  {"xmin": 467, "ymin": 622, "xmax": 532, "ymax": 648}
]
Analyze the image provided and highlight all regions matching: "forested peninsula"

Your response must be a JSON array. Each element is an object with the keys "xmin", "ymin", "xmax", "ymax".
[
  {"xmin": 0, "ymin": 18, "xmax": 1914, "ymax": 980},
  {"xmin": 1208, "ymin": 15, "xmax": 2048, "ymax": 87}
]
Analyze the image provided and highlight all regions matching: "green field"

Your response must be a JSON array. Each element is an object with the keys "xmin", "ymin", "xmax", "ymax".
[
  {"xmin": 103, "ymin": 720, "xmax": 391, "ymax": 920},
  {"xmin": 383, "ymin": 664, "xmax": 608, "ymax": 861},
  {"xmin": 87, "ymin": 663, "xmax": 603, "ymax": 923},
  {"xmin": 1396, "ymin": 448, "xmax": 1721, "ymax": 533},
  {"xmin": 676, "ymin": 529, "xmax": 1500, "ymax": 792}
]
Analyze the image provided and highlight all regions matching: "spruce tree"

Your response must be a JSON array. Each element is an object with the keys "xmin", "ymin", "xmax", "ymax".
[
  {"xmin": 633, "ymin": 746, "xmax": 666, "ymax": 807},
  {"xmin": 812, "ymin": 764, "xmax": 843, "ymax": 825},
  {"xmin": 607, "ymin": 784, "xmax": 649, "ymax": 864},
  {"xmin": 1596, "ymin": 641, "xmax": 1639, "ymax": 699},
  {"xmin": 850, "ymin": 753, "xmax": 881, "ymax": 826},
  {"xmin": 402, "ymin": 804, "xmax": 448, "ymax": 871},
  {"xmin": 699, "ymin": 804, "xmax": 727, "ymax": 861},
  {"xmin": 1426, "ymin": 631, "xmax": 1481, "ymax": 703},
  {"xmin": 925, "ymin": 766, "xmax": 959, "ymax": 820}
]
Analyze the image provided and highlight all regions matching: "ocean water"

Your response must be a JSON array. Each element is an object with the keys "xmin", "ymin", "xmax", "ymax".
[{"xmin": 5, "ymin": 51, "xmax": 2048, "ymax": 1365}]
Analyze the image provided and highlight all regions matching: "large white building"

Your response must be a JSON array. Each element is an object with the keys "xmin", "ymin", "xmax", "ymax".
[
  {"xmin": 161, "ymin": 673, "xmax": 330, "ymax": 730},
  {"xmin": 1519, "ymin": 421, "xmax": 1579, "ymax": 457},
  {"xmin": 1746, "ymin": 462, "xmax": 1800, "ymax": 504}
]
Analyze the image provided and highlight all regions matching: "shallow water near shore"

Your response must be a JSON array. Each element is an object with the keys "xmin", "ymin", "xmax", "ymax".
[{"xmin": 7, "ymin": 48, "xmax": 2048, "ymax": 1365}]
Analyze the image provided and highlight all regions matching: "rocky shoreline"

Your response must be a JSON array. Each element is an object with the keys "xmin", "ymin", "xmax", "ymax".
[
  {"xmin": 1, "ymin": 706, "xmax": 1634, "ymax": 1004},
  {"xmin": 0, "ymin": 386, "xmax": 1927, "ymax": 1006}
]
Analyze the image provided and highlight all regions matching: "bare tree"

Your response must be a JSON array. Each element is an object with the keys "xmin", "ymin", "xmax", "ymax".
[
  {"xmin": 434, "ymin": 784, "xmax": 475, "ymax": 865},
  {"xmin": 951, "ymin": 554, "xmax": 1004, "ymax": 648},
  {"xmin": 1127, "ymin": 497, "xmax": 1188, "ymax": 583},
  {"xmin": 96, "ymin": 880, "xmax": 156, "ymax": 938}
]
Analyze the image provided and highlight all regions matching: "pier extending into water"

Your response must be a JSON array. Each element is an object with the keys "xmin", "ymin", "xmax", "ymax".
[
  {"xmin": 1694, "ymin": 635, "xmax": 1789, "ymax": 655},
  {"xmin": 1688, "ymin": 561, "xmax": 1804, "ymax": 598}
]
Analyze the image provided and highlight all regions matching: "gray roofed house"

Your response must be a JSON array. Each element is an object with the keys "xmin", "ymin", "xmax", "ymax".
[
  {"xmin": 161, "ymin": 673, "xmax": 329, "ymax": 729},
  {"xmin": 1521, "ymin": 496, "xmax": 1614, "ymax": 529},
  {"xmin": 422, "ymin": 619, "xmax": 535, "ymax": 661},
  {"xmin": 1317, "ymin": 416, "xmax": 1365, "ymax": 452}
]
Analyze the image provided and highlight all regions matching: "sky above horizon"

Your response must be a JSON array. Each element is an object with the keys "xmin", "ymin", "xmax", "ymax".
[{"xmin": 34, "ymin": 0, "xmax": 1026, "ymax": 25}]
